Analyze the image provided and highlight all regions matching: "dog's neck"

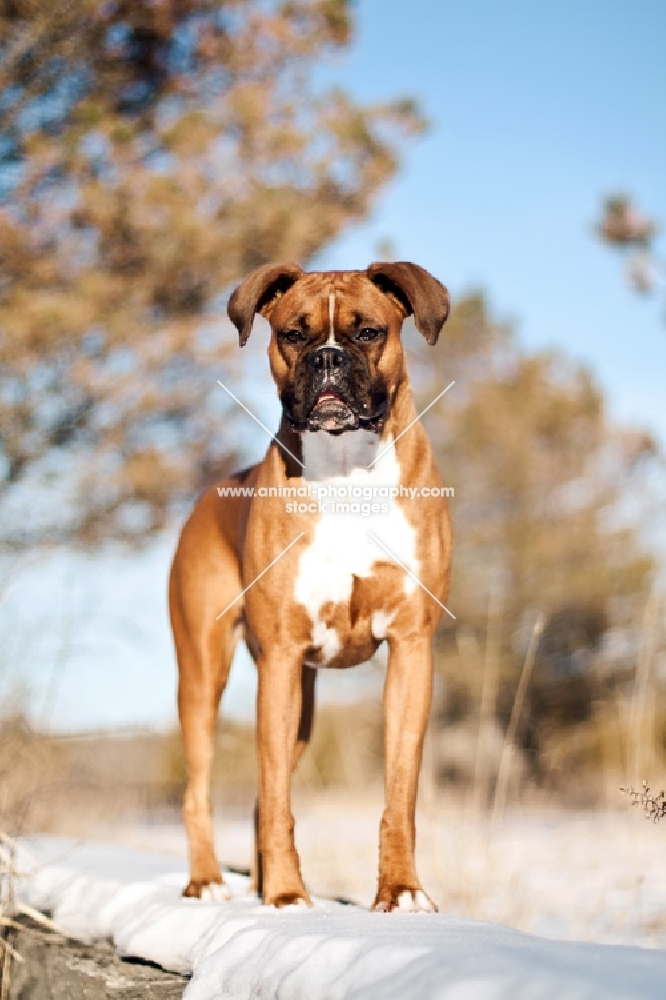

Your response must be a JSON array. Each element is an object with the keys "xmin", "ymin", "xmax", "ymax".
[
  {"xmin": 274, "ymin": 375, "xmax": 418, "ymax": 483},
  {"xmin": 301, "ymin": 429, "xmax": 384, "ymax": 482}
]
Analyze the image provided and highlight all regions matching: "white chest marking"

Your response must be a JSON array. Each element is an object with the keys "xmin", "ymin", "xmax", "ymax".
[
  {"xmin": 294, "ymin": 431, "xmax": 418, "ymax": 666},
  {"xmin": 326, "ymin": 292, "xmax": 336, "ymax": 345},
  {"xmin": 371, "ymin": 610, "xmax": 395, "ymax": 640}
]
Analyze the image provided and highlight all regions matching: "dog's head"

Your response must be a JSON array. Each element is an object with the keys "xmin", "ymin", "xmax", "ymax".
[{"xmin": 227, "ymin": 262, "xmax": 449, "ymax": 434}]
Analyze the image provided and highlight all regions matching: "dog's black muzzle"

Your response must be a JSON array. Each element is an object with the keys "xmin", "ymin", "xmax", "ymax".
[
  {"xmin": 282, "ymin": 345, "xmax": 388, "ymax": 435},
  {"xmin": 302, "ymin": 345, "xmax": 358, "ymax": 433}
]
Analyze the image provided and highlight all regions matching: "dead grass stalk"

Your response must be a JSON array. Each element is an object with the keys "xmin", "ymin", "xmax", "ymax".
[
  {"xmin": 627, "ymin": 589, "xmax": 661, "ymax": 782},
  {"xmin": 491, "ymin": 612, "xmax": 544, "ymax": 826},
  {"xmin": 471, "ymin": 588, "xmax": 502, "ymax": 813}
]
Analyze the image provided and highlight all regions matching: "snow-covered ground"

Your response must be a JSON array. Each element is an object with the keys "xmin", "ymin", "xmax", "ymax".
[
  {"xmin": 112, "ymin": 793, "xmax": 666, "ymax": 949},
  {"xmin": 14, "ymin": 799, "xmax": 666, "ymax": 998}
]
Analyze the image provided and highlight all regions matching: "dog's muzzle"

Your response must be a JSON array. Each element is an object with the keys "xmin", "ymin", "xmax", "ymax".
[
  {"xmin": 306, "ymin": 346, "xmax": 358, "ymax": 433},
  {"xmin": 281, "ymin": 345, "xmax": 388, "ymax": 436}
]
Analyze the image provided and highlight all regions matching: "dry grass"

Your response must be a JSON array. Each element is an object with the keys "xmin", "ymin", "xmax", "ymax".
[
  {"xmin": 0, "ymin": 592, "xmax": 665, "ymax": 877},
  {"xmin": 0, "ymin": 700, "xmax": 385, "ymax": 845},
  {"xmin": 2, "ymin": 668, "xmax": 666, "ymax": 847},
  {"xmin": 627, "ymin": 590, "xmax": 662, "ymax": 782},
  {"xmin": 620, "ymin": 781, "xmax": 666, "ymax": 823},
  {"xmin": 491, "ymin": 612, "xmax": 544, "ymax": 825},
  {"xmin": 0, "ymin": 831, "xmax": 68, "ymax": 1000},
  {"xmin": 471, "ymin": 588, "xmax": 503, "ymax": 812}
]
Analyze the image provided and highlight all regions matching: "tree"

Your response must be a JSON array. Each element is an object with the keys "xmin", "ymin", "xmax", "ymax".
[
  {"xmin": 595, "ymin": 193, "xmax": 665, "ymax": 302},
  {"xmin": 409, "ymin": 293, "xmax": 657, "ymax": 637},
  {"xmin": 0, "ymin": 0, "xmax": 423, "ymax": 547},
  {"xmin": 405, "ymin": 294, "xmax": 662, "ymax": 792}
]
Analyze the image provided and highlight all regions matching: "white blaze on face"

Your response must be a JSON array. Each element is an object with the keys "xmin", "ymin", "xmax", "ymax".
[
  {"xmin": 294, "ymin": 431, "xmax": 418, "ymax": 666},
  {"xmin": 326, "ymin": 291, "xmax": 336, "ymax": 345}
]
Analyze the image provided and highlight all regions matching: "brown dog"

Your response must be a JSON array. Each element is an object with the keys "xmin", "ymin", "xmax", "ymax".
[{"xmin": 169, "ymin": 262, "xmax": 452, "ymax": 910}]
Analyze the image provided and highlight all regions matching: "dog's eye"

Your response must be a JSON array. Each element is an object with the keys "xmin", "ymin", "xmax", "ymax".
[
  {"xmin": 280, "ymin": 329, "xmax": 305, "ymax": 345},
  {"xmin": 356, "ymin": 327, "xmax": 383, "ymax": 343}
]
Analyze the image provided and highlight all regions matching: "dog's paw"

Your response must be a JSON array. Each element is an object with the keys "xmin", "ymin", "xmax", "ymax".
[
  {"xmin": 182, "ymin": 878, "xmax": 231, "ymax": 902},
  {"xmin": 275, "ymin": 895, "xmax": 312, "ymax": 910},
  {"xmin": 372, "ymin": 887, "xmax": 437, "ymax": 913},
  {"xmin": 264, "ymin": 889, "xmax": 313, "ymax": 909}
]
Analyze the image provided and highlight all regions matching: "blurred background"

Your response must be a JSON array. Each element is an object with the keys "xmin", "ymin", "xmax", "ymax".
[{"xmin": 1, "ymin": 0, "xmax": 665, "ymax": 938}]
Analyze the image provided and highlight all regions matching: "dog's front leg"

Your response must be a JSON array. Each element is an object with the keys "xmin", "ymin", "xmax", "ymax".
[
  {"xmin": 256, "ymin": 648, "xmax": 312, "ymax": 907},
  {"xmin": 374, "ymin": 632, "xmax": 437, "ymax": 912}
]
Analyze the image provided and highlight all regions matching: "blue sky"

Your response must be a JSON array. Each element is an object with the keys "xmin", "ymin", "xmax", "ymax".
[
  {"xmin": 317, "ymin": 0, "xmax": 666, "ymax": 442},
  {"xmin": 2, "ymin": 0, "xmax": 665, "ymax": 732}
]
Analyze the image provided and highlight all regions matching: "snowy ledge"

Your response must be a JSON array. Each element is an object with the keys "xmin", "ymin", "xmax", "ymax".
[{"xmin": 14, "ymin": 837, "xmax": 666, "ymax": 999}]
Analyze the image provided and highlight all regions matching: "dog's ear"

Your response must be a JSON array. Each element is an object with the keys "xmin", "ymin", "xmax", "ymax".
[
  {"xmin": 366, "ymin": 262, "xmax": 449, "ymax": 345},
  {"xmin": 228, "ymin": 263, "xmax": 304, "ymax": 347}
]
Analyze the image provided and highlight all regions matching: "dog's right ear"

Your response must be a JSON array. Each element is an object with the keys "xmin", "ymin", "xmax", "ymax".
[{"xmin": 228, "ymin": 263, "xmax": 304, "ymax": 347}]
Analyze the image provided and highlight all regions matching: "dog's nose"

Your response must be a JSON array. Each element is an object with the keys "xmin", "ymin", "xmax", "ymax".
[{"xmin": 308, "ymin": 346, "xmax": 350, "ymax": 374}]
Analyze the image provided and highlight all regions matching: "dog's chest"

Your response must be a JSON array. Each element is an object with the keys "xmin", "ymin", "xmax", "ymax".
[{"xmin": 294, "ymin": 431, "xmax": 417, "ymax": 665}]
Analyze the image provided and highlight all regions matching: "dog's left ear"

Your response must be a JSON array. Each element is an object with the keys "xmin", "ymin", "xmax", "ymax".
[
  {"xmin": 366, "ymin": 262, "xmax": 450, "ymax": 345},
  {"xmin": 228, "ymin": 263, "xmax": 304, "ymax": 347}
]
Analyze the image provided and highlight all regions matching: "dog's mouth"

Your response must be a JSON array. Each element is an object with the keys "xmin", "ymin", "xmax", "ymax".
[
  {"xmin": 284, "ymin": 390, "xmax": 387, "ymax": 436},
  {"xmin": 314, "ymin": 389, "xmax": 343, "ymax": 405},
  {"xmin": 307, "ymin": 389, "xmax": 358, "ymax": 433}
]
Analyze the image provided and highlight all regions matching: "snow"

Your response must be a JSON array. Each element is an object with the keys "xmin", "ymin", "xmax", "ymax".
[
  {"xmin": 105, "ymin": 797, "xmax": 666, "ymax": 949},
  {"xmin": 16, "ymin": 835, "xmax": 666, "ymax": 999}
]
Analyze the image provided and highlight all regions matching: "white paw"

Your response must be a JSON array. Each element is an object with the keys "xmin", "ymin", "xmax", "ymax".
[
  {"xmin": 281, "ymin": 897, "xmax": 310, "ymax": 910},
  {"xmin": 200, "ymin": 882, "xmax": 231, "ymax": 903},
  {"xmin": 399, "ymin": 889, "xmax": 435, "ymax": 912},
  {"xmin": 375, "ymin": 889, "xmax": 436, "ymax": 913},
  {"xmin": 265, "ymin": 896, "xmax": 311, "ymax": 912}
]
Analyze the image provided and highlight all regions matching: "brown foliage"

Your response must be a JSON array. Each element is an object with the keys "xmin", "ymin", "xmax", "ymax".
[{"xmin": 405, "ymin": 294, "xmax": 663, "ymax": 798}]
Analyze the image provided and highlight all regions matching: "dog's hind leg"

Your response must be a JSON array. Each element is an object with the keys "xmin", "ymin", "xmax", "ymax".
[
  {"xmin": 169, "ymin": 500, "xmax": 243, "ymax": 900},
  {"xmin": 176, "ymin": 615, "xmax": 239, "ymax": 899}
]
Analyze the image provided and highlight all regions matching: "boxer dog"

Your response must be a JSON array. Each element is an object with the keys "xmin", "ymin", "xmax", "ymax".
[{"xmin": 169, "ymin": 262, "xmax": 451, "ymax": 911}]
